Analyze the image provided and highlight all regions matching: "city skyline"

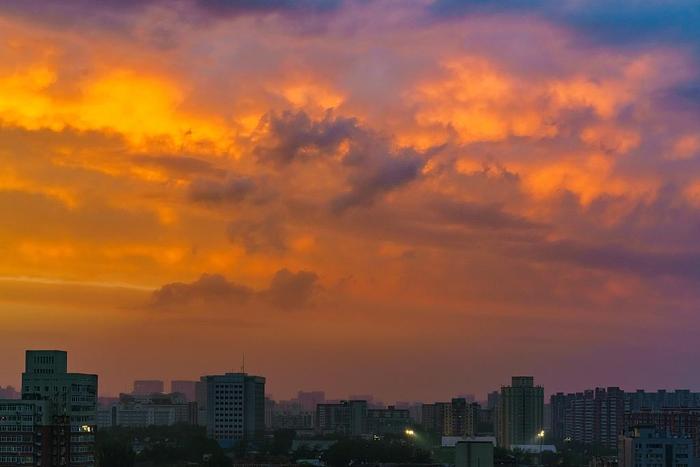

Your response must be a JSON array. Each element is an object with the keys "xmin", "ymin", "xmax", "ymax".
[
  {"xmin": 2, "ymin": 0, "xmax": 700, "ymax": 401},
  {"xmin": 5, "ymin": 348, "xmax": 700, "ymax": 402}
]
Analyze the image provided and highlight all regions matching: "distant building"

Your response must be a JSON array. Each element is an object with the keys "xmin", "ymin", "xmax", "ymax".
[
  {"xmin": 133, "ymin": 380, "xmax": 164, "ymax": 395},
  {"xmin": 270, "ymin": 399, "xmax": 315, "ymax": 430},
  {"xmin": 367, "ymin": 406, "xmax": 411, "ymax": 434},
  {"xmin": 549, "ymin": 387, "xmax": 626, "ymax": 448},
  {"xmin": 196, "ymin": 373, "xmax": 265, "ymax": 448},
  {"xmin": 618, "ymin": 426, "xmax": 693, "ymax": 467},
  {"xmin": 9, "ymin": 350, "xmax": 98, "ymax": 467},
  {"xmin": 297, "ymin": 391, "xmax": 325, "ymax": 411},
  {"xmin": 97, "ymin": 392, "xmax": 196, "ymax": 429},
  {"xmin": 498, "ymin": 376, "xmax": 543, "ymax": 448},
  {"xmin": 171, "ymin": 380, "xmax": 197, "ymax": 401},
  {"xmin": 0, "ymin": 386, "xmax": 19, "ymax": 399},
  {"xmin": 395, "ymin": 401, "xmax": 423, "ymax": 424},
  {"xmin": 487, "ymin": 392, "xmax": 500, "ymax": 411},
  {"xmin": 455, "ymin": 440, "xmax": 494, "ymax": 467},
  {"xmin": 316, "ymin": 400, "xmax": 368, "ymax": 435},
  {"xmin": 422, "ymin": 399, "xmax": 480, "ymax": 436},
  {"xmin": 626, "ymin": 390, "xmax": 700, "ymax": 411},
  {"xmin": 422, "ymin": 402, "xmax": 452, "ymax": 435}
]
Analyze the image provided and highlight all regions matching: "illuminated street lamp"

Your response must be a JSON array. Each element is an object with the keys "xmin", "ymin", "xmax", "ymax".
[
  {"xmin": 405, "ymin": 429, "xmax": 416, "ymax": 437},
  {"xmin": 537, "ymin": 430, "xmax": 545, "ymax": 466}
]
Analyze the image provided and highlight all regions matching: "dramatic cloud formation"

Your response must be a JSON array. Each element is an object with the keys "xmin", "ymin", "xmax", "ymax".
[
  {"xmin": 151, "ymin": 268, "xmax": 318, "ymax": 311},
  {"xmin": 1, "ymin": 0, "xmax": 700, "ymax": 399}
]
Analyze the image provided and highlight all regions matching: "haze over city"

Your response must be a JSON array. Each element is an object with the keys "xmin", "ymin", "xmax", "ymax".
[{"xmin": 2, "ymin": 0, "xmax": 700, "ymax": 403}]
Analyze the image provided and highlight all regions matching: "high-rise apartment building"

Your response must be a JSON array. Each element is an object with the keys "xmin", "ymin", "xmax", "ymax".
[
  {"xmin": 497, "ymin": 376, "xmax": 543, "ymax": 448},
  {"xmin": 451, "ymin": 398, "xmax": 480, "ymax": 437},
  {"xmin": 421, "ymin": 399, "xmax": 480, "ymax": 436},
  {"xmin": 196, "ymin": 373, "xmax": 265, "ymax": 448},
  {"xmin": 549, "ymin": 387, "xmax": 629, "ymax": 449},
  {"xmin": 422, "ymin": 402, "xmax": 452, "ymax": 435},
  {"xmin": 17, "ymin": 350, "xmax": 98, "ymax": 467},
  {"xmin": 97, "ymin": 392, "xmax": 196, "ymax": 429}
]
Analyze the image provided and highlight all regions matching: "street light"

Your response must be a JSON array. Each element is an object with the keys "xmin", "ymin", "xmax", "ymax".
[
  {"xmin": 405, "ymin": 429, "xmax": 416, "ymax": 437},
  {"xmin": 537, "ymin": 430, "xmax": 545, "ymax": 466}
]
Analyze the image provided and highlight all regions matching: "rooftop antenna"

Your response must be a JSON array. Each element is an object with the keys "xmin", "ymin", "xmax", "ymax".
[{"xmin": 241, "ymin": 352, "xmax": 245, "ymax": 373}]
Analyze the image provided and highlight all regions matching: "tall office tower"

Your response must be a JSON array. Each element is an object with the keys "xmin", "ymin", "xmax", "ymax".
[
  {"xmin": 21, "ymin": 350, "xmax": 98, "ymax": 467},
  {"xmin": 132, "ymin": 380, "xmax": 164, "ymax": 395},
  {"xmin": 316, "ymin": 400, "xmax": 368, "ymax": 436},
  {"xmin": 498, "ymin": 376, "xmax": 544, "ymax": 448},
  {"xmin": 171, "ymin": 380, "xmax": 197, "ymax": 401},
  {"xmin": 0, "ymin": 400, "xmax": 52, "ymax": 466},
  {"xmin": 619, "ymin": 426, "xmax": 694, "ymax": 467},
  {"xmin": 197, "ymin": 373, "xmax": 265, "ymax": 448}
]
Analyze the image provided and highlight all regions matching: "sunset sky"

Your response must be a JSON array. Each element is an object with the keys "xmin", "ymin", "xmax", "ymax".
[{"xmin": 1, "ymin": 0, "xmax": 700, "ymax": 401}]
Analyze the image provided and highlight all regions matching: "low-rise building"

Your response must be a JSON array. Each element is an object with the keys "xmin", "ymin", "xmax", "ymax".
[
  {"xmin": 618, "ymin": 426, "xmax": 693, "ymax": 467},
  {"xmin": 316, "ymin": 400, "xmax": 367, "ymax": 436},
  {"xmin": 455, "ymin": 440, "xmax": 494, "ymax": 467}
]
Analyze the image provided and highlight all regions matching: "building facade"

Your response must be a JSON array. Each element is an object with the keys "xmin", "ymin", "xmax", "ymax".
[
  {"xmin": 196, "ymin": 373, "xmax": 265, "ymax": 448},
  {"xmin": 498, "ymin": 376, "xmax": 544, "ymax": 448},
  {"xmin": 97, "ymin": 393, "xmax": 195, "ymax": 429},
  {"xmin": 367, "ymin": 406, "xmax": 411, "ymax": 435},
  {"xmin": 0, "ymin": 351, "xmax": 98, "ymax": 467},
  {"xmin": 550, "ymin": 388, "xmax": 681, "ymax": 450},
  {"xmin": 316, "ymin": 400, "xmax": 368, "ymax": 436},
  {"xmin": 625, "ymin": 409, "xmax": 700, "ymax": 459},
  {"xmin": 618, "ymin": 426, "xmax": 693, "ymax": 467}
]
